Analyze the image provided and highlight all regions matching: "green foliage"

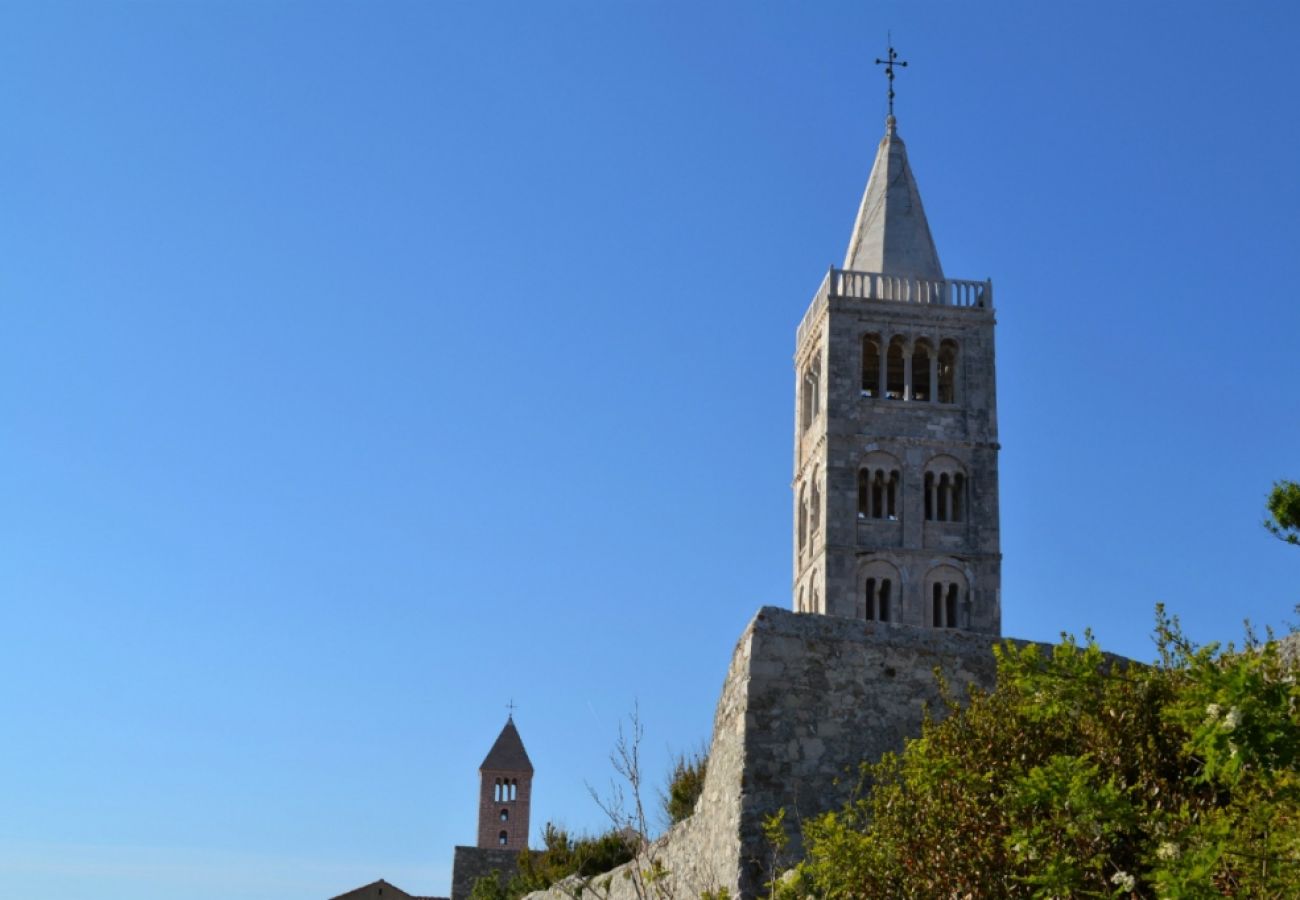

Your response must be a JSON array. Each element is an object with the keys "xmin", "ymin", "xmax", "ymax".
[
  {"xmin": 662, "ymin": 749, "xmax": 708, "ymax": 826},
  {"xmin": 1265, "ymin": 479, "xmax": 1300, "ymax": 546},
  {"xmin": 468, "ymin": 871, "xmax": 509, "ymax": 900},
  {"xmin": 780, "ymin": 608, "xmax": 1300, "ymax": 899},
  {"xmin": 475, "ymin": 823, "xmax": 635, "ymax": 900}
]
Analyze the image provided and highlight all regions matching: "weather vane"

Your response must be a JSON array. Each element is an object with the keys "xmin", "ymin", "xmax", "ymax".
[{"xmin": 874, "ymin": 37, "xmax": 908, "ymax": 117}]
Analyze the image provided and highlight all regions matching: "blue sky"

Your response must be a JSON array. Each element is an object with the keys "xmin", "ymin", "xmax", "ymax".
[{"xmin": 2, "ymin": 2, "xmax": 1298, "ymax": 898}]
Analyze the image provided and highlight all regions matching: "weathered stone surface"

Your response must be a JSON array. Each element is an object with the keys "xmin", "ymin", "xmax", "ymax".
[
  {"xmin": 525, "ymin": 606, "xmax": 1043, "ymax": 900},
  {"xmin": 792, "ymin": 115, "xmax": 1001, "ymax": 634},
  {"xmin": 451, "ymin": 846, "xmax": 524, "ymax": 900}
]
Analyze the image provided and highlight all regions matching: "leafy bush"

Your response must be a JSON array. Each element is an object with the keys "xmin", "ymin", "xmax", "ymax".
[
  {"xmin": 468, "ymin": 822, "xmax": 635, "ymax": 900},
  {"xmin": 779, "ymin": 607, "xmax": 1300, "ymax": 899},
  {"xmin": 662, "ymin": 749, "xmax": 708, "ymax": 826}
]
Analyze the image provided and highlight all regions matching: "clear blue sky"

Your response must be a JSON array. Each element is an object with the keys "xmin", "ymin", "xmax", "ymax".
[{"xmin": 2, "ymin": 3, "xmax": 1297, "ymax": 898}]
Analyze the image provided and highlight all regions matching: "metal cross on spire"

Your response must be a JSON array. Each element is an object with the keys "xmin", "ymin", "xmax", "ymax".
[
  {"xmin": 506, "ymin": 699, "xmax": 518, "ymax": 717},
  {"xmin": 874, "ymin": 38, "xmax": 908, "ymax": 117}
]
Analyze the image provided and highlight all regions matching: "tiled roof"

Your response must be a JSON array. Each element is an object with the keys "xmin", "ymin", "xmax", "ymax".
[{"xmin": 479, "ymin": 716, "xmax": 533, "ymax": 773}]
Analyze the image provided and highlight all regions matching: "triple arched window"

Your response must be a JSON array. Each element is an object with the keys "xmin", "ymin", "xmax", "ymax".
[
  {"xmin": 862, "ymin": 333, "xmax": 958, "ymax": 403},
  {"xmin": 858, "ymin": 453, "xmax": 901, "ymax": 521},
  {"xmin": 924, "ymin": 457, "xmax": 967, "ymax": 523},
  {"xmin": 493, "ymin": 778, "xmax": 518, "ymax": 801}
]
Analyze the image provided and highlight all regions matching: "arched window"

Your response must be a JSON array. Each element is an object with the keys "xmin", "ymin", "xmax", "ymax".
[
  {"xmin": 938, "ymin": 339, "xmax": 958, "ymax": 404},
  {"xmin": 886, "ymin": 336, "xmax": 906, "ymax": 400},
  {"xmin": 810, "ymin": 470, "xmax": 821, "ymax": 535},
  {"xmin": 796, "ymin": 586, "xmax": 806, "ymax": 613},
  {"xmin": 499, "ymin": 830, "xmax": 508, "ymax": 846},
  {"xmin": 801, "ymin": 353, "xmax": 822, "ymax": 431},
  {"xmin": 500, "ymin": 809, "xmax": 509, "ymax": 822},
  {"xmin": 797, "ymin": 484, "xmax": 808, "ymax": 551},
  {"xmin": 858, "ymin": 560, "xmax": 901, "ymax": 622},
  {"xmin": 911, "ymin": 338, "xmax": 934, "ymax": 402},
  {"xmin": 494, "ymin": 778, "xmax": 502, "ymax": 801},
  {"xmin": 926, "ymin": 565, "xmax": 967, "ymax": 629},
  {"xmin": 510, "ymin": 779, "xmax": 517, "ymax": 800},
  {"xmin": 861, "ymin": 333, "xmax": 882, "ymax": 397},
  {"xmin": 858, "ymin": 452, "xmax": 902, "ymax": 521},
  {"xmin": 924, "ymin": 457, "xmax": 968, "ymax": 523}
]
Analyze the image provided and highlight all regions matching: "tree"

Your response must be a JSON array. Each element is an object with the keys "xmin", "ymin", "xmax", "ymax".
[
  {"xmin": 1265, "ymin": 479, "xmax": 1300, "ymax": 546},
  {"xmin": 777, "ymin": 608, "xmax": 1300, "ymax": 899}
]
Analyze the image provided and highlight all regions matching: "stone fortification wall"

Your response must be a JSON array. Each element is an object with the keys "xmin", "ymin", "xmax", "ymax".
[
  {"xmin": 451, "ymin": 846, "xmax": 524, "ymax": 900},
  {"xmin": 527, "ymin": 606, "xmax": 1024, "ymax": 900}
]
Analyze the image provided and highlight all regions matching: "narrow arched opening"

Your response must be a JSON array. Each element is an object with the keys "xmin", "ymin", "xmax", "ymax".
[
  {"xmin": 886, "ymin": 336, "xmax": 906, "ymax": 400},
  {"xmin": 862, "ymin": 333, "xmax": 881, "ymax": 397},
  {"xmin": 938, "ymin": 340, "xmax": 958, "ymax": 404},
  {"xmin": 912, "ymin": 339, "xmax": 933, "ymax": 402}
]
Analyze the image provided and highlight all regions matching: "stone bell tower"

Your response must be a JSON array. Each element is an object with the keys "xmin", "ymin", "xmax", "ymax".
[
  {"xmin": 476, "ymin": 716, "xmax": 533, "ymax": 850},
  {"xmin": 792, "ymin": 110, "xmax": 1001, "ymax": 635}
]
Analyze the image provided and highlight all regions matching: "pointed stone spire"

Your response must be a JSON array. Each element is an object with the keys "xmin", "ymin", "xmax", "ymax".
[
  {"xmin": 842, "ymin": 116, "xmax": 944, "ymax": 280},
  {"xmin": 479, "ymin": 716, "xmax": 534, "ymax": 773}
]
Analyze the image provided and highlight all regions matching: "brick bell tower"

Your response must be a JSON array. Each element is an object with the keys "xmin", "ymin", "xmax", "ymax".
[
  {"xmin": 476, "ymin": 716, "xmax": 533, "ymax": 850},
  {"xmin": 791, "ymin": 102, "xmax": 1002, "ymax": 635}
]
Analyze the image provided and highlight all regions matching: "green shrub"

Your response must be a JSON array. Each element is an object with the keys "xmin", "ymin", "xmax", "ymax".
[
  {"xmin": 662, "ymin": 749, "xmax": 707, "ymax": 826},
  {"xmin": 470, "ymin": 823, "xmax": 636, "ymax": 900},
  {"xmin": 781, "ymin": 607, "xmax": 1300, "ymax": 899}
]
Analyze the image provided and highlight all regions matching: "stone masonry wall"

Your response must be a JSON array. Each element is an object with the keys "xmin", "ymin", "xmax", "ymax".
[
  {"xmin": 527, "ymin": 606, "xmax": 1044, "ymax": 900},
  {"xmin": 451, "ymin": 846, "xmax": 524, "ymax": 900}
]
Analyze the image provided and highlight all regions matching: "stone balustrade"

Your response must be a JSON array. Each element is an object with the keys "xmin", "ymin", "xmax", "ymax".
[{"xmin": 797, "ymin": 269, "xmax": 992, "ymax": 349}]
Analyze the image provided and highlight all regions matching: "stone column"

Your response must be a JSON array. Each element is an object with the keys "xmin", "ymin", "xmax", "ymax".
[{"xmin": 902, "ymin": 340, "xmax": 913, "ymax": 401}]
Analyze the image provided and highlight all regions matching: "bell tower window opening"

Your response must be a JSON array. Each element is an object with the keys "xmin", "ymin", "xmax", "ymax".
[
  {"xmin": 925, "ymin": 459, "xmax": 967, "ymax": 523},
  {"xmin": 500, "ymin": 809, "xmax": 509, "ymax": 822},
  {"xmin": 499, "ymin": 830, "xmax": 508, "ymax": 846},
  {"xmin": 801, "ymin": 353, "xmax": 822, "ymax": 432},
  {"xmin": 862, "ymin": 333, "xmax": 882, "ymax": 397},
  {"xmin": 938, "ymin": 339, "xmax": 958, "ymax": 404},
  {"xmin": 885, "ymin": 336, "xmax": 906, "ymax": 399},
  {"xmin": 865, "ymin": 577, "xmax": 892, "ymax": 622},
  {"xmin": 858, "ymin": 560, "xmax": 901, "ymax": 622},
  {"xmin": 911, "ymin": 339, "xmax": 933, "ymax": 402},
  {"xmin": 797, "ymin": 484, "xmax": 808, "ymax": 552},
  {"xmin": 810, "ymin": 472, "xmax": 821, "ymax": 535},
  {"xmin": 858, "ymin": 468, "xmax": 899, "ymax": 520},
  {"xmin": 927, "ymin": 566, "xmax": 966, "ymax": 629}
]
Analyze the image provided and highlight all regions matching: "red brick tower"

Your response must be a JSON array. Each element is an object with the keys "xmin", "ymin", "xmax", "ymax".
[{"xmin": 476, "ymin": 717, "xmax": 533, "ymax": 849}]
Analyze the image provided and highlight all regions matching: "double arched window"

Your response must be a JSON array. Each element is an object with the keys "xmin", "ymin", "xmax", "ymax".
[
  {"xmin": 859, "ymin": 560, "xmax": 900, "ymax": 622},
  {"xmin": 927, "ymin": 565, "xmax": 966, "ymax": 629}
]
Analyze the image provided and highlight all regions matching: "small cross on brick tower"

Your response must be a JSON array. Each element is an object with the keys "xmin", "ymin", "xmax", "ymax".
[{"xmin": 476, "ymin": 715, "xmax": 533, "ymax": 850}]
